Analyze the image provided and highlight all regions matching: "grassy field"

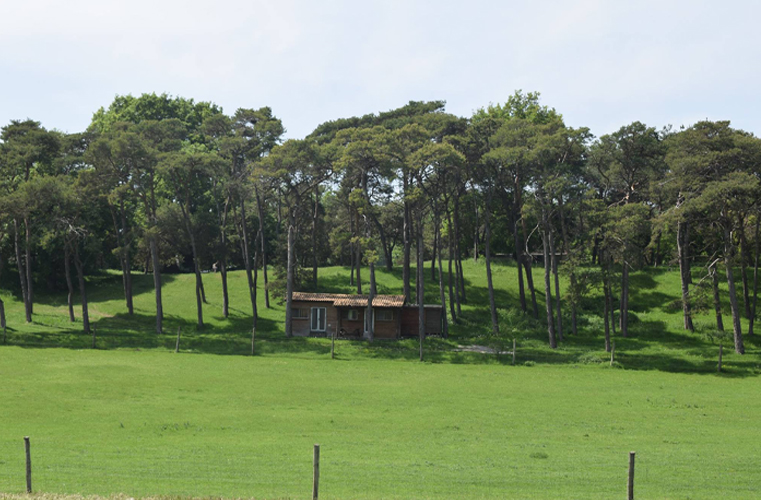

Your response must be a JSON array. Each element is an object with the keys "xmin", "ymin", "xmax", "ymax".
[{"xmin": 1, "ymin": 260, "xmax": 761, "ymax": 498}]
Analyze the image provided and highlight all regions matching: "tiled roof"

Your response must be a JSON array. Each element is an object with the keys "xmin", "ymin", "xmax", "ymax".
[
  {"xmin": 292, "ymin": 292, "xmax": 346, "ymax": 302},
  {"xmin": 333, "ymin": 295, "xmax": 406, "ymax": 308},
  {"xmin": 292, "ymin": 292, "xmax": 405, "ymax": 308}
]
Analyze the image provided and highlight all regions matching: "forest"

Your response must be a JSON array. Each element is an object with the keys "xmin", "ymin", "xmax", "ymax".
[{"xmin": 1, "ymin": 90, "xmax": 760, "ymax": 355}]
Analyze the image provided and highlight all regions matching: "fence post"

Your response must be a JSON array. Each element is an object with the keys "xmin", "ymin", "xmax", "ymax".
[
  {"xmin": 331, "ymin": 330, "xmax": 335, "ymax": 360},
  {"xmin": 610, "ymin": 341, "xmax": 615, "ymax": 366},
  {"xmin": 251, "ymin": 327, "xmax": 256, "ymax": 356},
  {"xmin": 628, "ymin": 451, "xmax": 635, "ymax": 500},
  {"xmin": 718, "ymin": 343, "xmax": 723, "ymax": 373},
  {"xmin": 512, "ymin": 338, "xmax": 516, "ymax": 366},
  {"xmin": 312, "ymin": 444, "xmax": 320, "ymax": 500},
  {"xmin": 24, "ymin": 436, "xmax": 31, "ymax": 493},
  {"xmin": 175, "ymin": 327, "xmax": 181, "ymax": 353}
]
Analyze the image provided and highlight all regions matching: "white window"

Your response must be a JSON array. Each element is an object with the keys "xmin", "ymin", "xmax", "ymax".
[
  {"xmin": 311, "ymin": 307, "xmax": 327, "ymax": 332},
  {"xmin": 344, "ymin": 309, "xmax": 359, "ymax": 321}
]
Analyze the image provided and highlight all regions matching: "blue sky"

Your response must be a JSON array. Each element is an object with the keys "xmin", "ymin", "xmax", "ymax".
[{"xmin": 1, "ymin": 0, "xmax": 759, "ymax": 139}]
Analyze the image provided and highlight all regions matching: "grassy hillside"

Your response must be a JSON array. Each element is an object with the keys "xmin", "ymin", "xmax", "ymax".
[{"xmin": 0, "ymin": 259, "xmax": 760, "ymax": 372}]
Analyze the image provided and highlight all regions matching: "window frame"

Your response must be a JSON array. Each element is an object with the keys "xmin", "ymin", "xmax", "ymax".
[
  {"xmin": 343, "ymin": 309, "xmax": 359, "ymax": 321},
  {"xmin": 376, "ymin": 309, "xmax": 394, "ymax": 322},
  {"xmin": 311, "ymin": 307, "xmax": 327, "ymax": 332},
  {"xmin": 292, "ymin": 307, "xmax": 309, "ymax": 319}
]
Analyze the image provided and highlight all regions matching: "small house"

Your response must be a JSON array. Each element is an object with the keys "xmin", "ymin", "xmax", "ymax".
[{"xmin": 289, "ymin": 292, "xmax": 442, "ymax": 339}]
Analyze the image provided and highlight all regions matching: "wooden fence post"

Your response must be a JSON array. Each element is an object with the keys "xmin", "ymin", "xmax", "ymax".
[
  {"xmin": 91, "ymin": 327, "xmax": 96, "ymax": 349},
  {"xmin": 512, "ymin": 338, "xmax": 516, "ymax": 366},
  {"xmin": 24, "ymin": 436, "xmax": 31, "ymax": 493},
  {"xmin": 628, "ymin": 451, "xmax": 635, "ymax": 500},
  {"xmin": 175, "ymin": 326, "xmax": 181, "ymax": 353},
  {"xmin": 610, "ymin": 341, "xmax": 615, "ymax": 366},
  {"xmin": 312, "ymin": 444, "xmax": 320, "ymax": 500},
  {"xmin": 718, "ymin": 343, "xmax": 723, "ymax": 373},
  {"xmin": 331, "ymin": 330, "xmax": 335, "ymax": 360}
]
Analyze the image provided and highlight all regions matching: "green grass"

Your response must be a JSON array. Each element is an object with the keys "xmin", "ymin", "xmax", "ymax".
[
  {"xmin": 2, "ymin": 347, "xmax": 761, "ymax": 499},
  {"xmin": 1, "ymin": 260, "xmax": 759, "ymax": 372},
  {"xmin": 1, "ymin": 261, "xmax": 761, "ymax": 498}
]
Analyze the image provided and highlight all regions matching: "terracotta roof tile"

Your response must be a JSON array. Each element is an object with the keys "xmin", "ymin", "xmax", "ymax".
[
  {"xmin": 291, "ymin": 292, "xmax": 405, "ymax": 308},
  {"xmin": 292, "ymin": 292, "xmax": 347, "ymax": 302},
  {"xmin": 333, "ymin": 295, "xmax": 406, "ymax": 308}
]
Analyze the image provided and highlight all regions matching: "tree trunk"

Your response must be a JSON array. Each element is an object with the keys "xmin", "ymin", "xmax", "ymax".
[
  {"xmin": 191, "ymin": 237, "xmax": 204, "ymax": 329},
  {"xmin": 541, "ymin": 211, "xmax": 557, "ymax": 349},
  {"xmin": 111, "ymin": 200, "xmax": 134, "ymax": 315},
  {"xmin": 403, "ymin": 200, "xmax": 411, "ymax": 302},
  {"xmin": 24, "ymin": 216, "xmax": 33, "ymax": 315},
  {"xmin": 711, "ymin": 262, "xmax": 724, "ymax": 332},
  {"xmin": 255, "ymin": 191, "xmax": 271, "ymax": 309},
  {"xmin": 216, "ymin": 193, "xmax": 231, "ymax": 318},
  {"xmin": 312, "ymin": 187, "xmax": 319, "ymax": 289},
  {"xmin": 511, "ymin": 208, "xmax": 527, "ymax": 313},
  {"xmin": 286, "ymin": 225, "xmax": 294, "ymax": 337},
  {"xmin": 149, "ymin": 235, "xmax": 163, "ymax": 334},
  {"xmin": 723, "ymin": 223, "xmax": 745, "ymax": 354},
  {"xmin": 557, "ymin": 196, "xmax": 577, "ymax": 334},
  {"xmin": 220, "ymin": 261, "xmax": 229, "ymax": 317},
  {"xmin": 73, "ymin": 243, "xmax": 90, "ymax": 335},
  {"xmin": 620, "ymin": 259, "xmax": 629, "ymax": 338},
  {"xmin": 252, "ymin": 232, "xmax": 260, "ymax": 350},
  {"xmin": 64, "ymin": 242, "xmax": 75, "ymax": 322},
  {"xmin": 0, "ymin": 297, "xmax": 6, "ymax": 344},
  {"xmin": 367, "ymin": 262, "xmax": 375, "ymax": 342},
  {"xmin": 199, "ymin": 269, "xmax": 207, "ymax": 304},
  {"xmin": 652, "ymin": 231, "xmax": 662, "ymax": 268},
  {"xmin": 240, "ymin": 200, "xmax": 257, "ymax": 328},
  {"xmin": 430, "ymin": 234, "xmax": 437, "ymax": 281},
  {"xmin": 180, "ymin": 199, "xmax": 205, "ymax": 329},
  {"xmin": 355, "ymin": 217, "xmax": 362, "ymax": 294},
  {"xmin": 446, "ymin": 210, "xmax": 457, "ymax": 324},
  {"xmin": 738, "ymin": 214, "xmax": 752, "ymax": 318},
  {"xmin": 603, "ymin": 252, "xmax": 611, "ymax": 353},
  {"xmin": 549, "ymin": 227, "xmax": 563, "ymax": 342},
  {"xmin": 750, "ymin": 215, "xmax": 760, "ymax": 335},
  {"xmin": 417, "ymin": 218, "xmax": 425, "ymax": 362},
  {"xmin": 436, "ymin": 218, "xmax": 448, "ymax": 337},
  {"xmin": 15, "ymin": 220, "xmax": 30, "ymax": 323},
  {"xmin": 484, "ymin": 194, "xmax": 499, "ymax": 336},
  {"xmin": 677, "ymin": 221, "xmax": 694, "ymax": 331},
  {"xmin": 473, "ymin": 203, "xmax": 479, "ymax": 262},
  {"xmin": 349, "ymin": 207, "xmax": 355, "ymax": 285},
  {"xmin": 453, "ymin": 196, "xmax": 464, "ymax": 313},
  {"xmin": 519, "ymin": 212, "xmax": 539, "ymax": 318},
  {"xmin": 608, "ymin": 255, "xmax": 616, "ymax": 335}
]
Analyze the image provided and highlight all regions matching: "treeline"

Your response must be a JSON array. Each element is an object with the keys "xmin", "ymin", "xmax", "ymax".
[{"xmin": 1, "ymin": 91, "xmax": 760, "ymax": 353}]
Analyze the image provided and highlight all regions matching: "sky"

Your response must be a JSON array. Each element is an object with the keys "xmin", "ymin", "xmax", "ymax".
[{"xmin": 1, "ymin": 0, "xmax": 760, "ymax": 140}]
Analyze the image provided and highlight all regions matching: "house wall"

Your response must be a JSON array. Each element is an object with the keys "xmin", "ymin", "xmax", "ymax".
[
  {"xmin": 338, "ymin": 307, "xmax": 365, "ymax": 336},
  {"xmin": 425, "ymin": 308, "xmax": 442, "ymax": 335},
  {"xmin": 290, "ymin": 301, "xmax": 432, "ymax": 338},
  {"xmin": 374, "ymin": 308, "xmax": 399, "ymax": 339},
  {"xmin": 400, "ymin": 306, "xmax": 442, "ymax": 336},
  {"xmin": 337, "ymin": 308, "xmax": 399, "ymax": 339},
  {"xmin": 290, "ymin": 300, "xmax": 337, "ymax": 337}
]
